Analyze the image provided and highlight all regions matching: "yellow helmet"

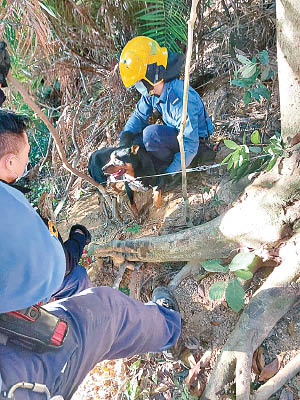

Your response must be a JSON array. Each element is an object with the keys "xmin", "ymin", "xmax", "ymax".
[{"xmin": 119, "ymin": 36, "xmax": 168, "ymax": 88}]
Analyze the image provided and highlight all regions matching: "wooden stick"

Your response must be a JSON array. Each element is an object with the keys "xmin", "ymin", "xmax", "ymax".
[{"xmin": 178, "ymin": 0, "xmax": 200, "ymax": 226}]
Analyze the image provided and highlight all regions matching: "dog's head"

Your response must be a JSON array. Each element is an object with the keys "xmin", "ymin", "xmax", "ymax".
[{"xmin": 102, "ymin": 145, "xmax": 140, "ymax": 179}]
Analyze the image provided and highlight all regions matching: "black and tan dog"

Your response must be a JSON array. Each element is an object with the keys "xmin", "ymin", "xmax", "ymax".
[{"xmin": 88, "ymin": 144, "xmax": 166, "ymax": 212}]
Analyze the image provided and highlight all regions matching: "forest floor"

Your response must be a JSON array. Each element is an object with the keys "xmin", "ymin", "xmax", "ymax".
[
  {"xmin": 56, "ymin": 84, "xmax": 300, "ymax": 399},
  {"xmin": 52, "ymin": 17, "xmax": 300, "ymax": 396}
]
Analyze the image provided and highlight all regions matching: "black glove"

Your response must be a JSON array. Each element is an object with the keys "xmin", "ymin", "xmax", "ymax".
[
  {"xmin": 119, "ymin": 131, "xmax": 135, "ymax": 147},
  {"xmin": 0, "ymin": 41, "xmax": 10, "ymax": 88},
  {"xmin": 69, "ymin": 224, "xmax": 92, "ymax": 245},
  {"xmin": 156, "ymin": 174, "xmax": 181, "ymax": 192},
  {"xmin": 0, "ymin": 88, "xmax": 6, "ymax": 107}
]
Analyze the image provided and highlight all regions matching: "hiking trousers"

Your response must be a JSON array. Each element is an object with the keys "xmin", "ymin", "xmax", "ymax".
[{"xmin": 0, "ymin": 267, "xmax": 181, "ymax": 399}]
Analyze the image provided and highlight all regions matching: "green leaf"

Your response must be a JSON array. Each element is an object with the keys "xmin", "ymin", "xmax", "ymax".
[
  {"xmin": 251, "ymin": 130, "xmax": 260, "ymax": 144},
  {"xmin": 261, "ymin": 65, "xmax": 272, "ymax": 81},
  {"xmin": 224, "ymin": 139, "xmax": 239, "ymax": 150},
  {"xmin": 201, "ymin": 259, "xmax": 229, "ymax": 272},
  {"xmin": 221, "ymin": 152, "xmax": 233, "ymax": 165},
  {"xmin": 209, "ymin": 281, "xmax": 227, "ymax": 300},
  {"xmin": 234, "ymin": 269, "xmax": 253, "ymax": 280},
  {"xmin": 250, "ymin": 89, "xmax": 261, "ymax": 102},
  {"xmin": 231, "ymin": 79, "xmax": 251, "ymax": 88},
  {"xmin": 249, "ymin": 146, "xmax": 262, "ymax": 153},
  {"xmin": 226, "ymin": 279, "xmax": 245, "ymax": 312},
  {"xmin": 259, "ymin": 50, "xmax": 269, "ymax": 65},
  {"xmin": 266, "ymin": 156, "xmax": 278, "ymax": 171},
  {"xmin": 229, "ymin": 252, "xmax": 256, "ymax": 271},
  {"xmin": 227, "ymin": 156, "xmax": 234, "ymax": 170},
  {"xmin": 244, "ymin": 91, "xmax": 252, "ymax": 105},
  {"xmin": 236, "ymin": 54, "xmax": 251, "ymax": 65},
  {"xmin": 240, "ymin": 63, "xmax": 257, "ymax": 79}
]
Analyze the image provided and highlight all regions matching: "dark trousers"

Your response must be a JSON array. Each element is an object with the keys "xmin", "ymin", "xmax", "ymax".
[
  {"xmin": 0, "ymin": 267, "xmax": 181, "ymax": 400},
  {"xmin": 133, "ymin": 125, "xmax": 179, "ymax": 166}
]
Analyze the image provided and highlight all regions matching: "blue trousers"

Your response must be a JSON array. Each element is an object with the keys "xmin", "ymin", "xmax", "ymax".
[
  {"xmin": 0, "ymin": 266, "xmax": 181, "ymax": 400},
  {"xmin": 133, "ymin": 125, "xmax": 179, "ymax": 166}
]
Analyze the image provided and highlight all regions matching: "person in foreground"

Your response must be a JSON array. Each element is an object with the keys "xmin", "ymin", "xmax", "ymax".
[{"xmin": 0, "ymin": 110, "xmax": 181, "ymax": 400}]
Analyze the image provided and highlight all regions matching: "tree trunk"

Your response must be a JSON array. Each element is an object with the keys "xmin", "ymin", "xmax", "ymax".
[{"xmin": 276, "ymin": 0, "xmax": 300, "ymax": 143}]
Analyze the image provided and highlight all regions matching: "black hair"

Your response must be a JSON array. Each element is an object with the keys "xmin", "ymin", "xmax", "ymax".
[
  {"xmin": 0, "ymin": 109, "xmax": 29, "ymax": 135},
  {"xmin": 0, "ymin": 110, "xmax": 29, "ymax": 158}
]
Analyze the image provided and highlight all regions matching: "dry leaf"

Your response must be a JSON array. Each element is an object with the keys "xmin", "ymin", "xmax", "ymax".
[
  {"xmin": 180, "ymin": 348, "xmax": 196, "ymax": 368},
  {"xmin": 189, "ymin": 375, "xmax": 206, "ymax": 398},
  {"xmin": 257, "ymin": 347, "xmax": 265, "ymax": 372},
  {"xmin": 258, "ymin": 354, "xmax": 283, "ymax": 381},
  {"xmin": 210, "ymin": 321, "xmax": 221, "ymax": 326},
  {"xmin": 185, "ymin": 361, "xmax": 201, "ymax": 387},
  {"xmin": 205, "ymin": 211, "xmax": 211, "ymax": 221},
  {"xmin": 288, "ymin": 320, "xmax": 295, "ymax": 337},
  {"xmin": 252, "ymin": 349, "xmax": 260, "ymax": 375},
  {"xmin": 199, "ymin": 350, "xmax": 212, "ymax": 368}
]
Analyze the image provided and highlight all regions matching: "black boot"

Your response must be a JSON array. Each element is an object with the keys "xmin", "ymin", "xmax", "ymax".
[{"xmin": 152, "ymin": 286, "xmax": 183, "ymax": 361}]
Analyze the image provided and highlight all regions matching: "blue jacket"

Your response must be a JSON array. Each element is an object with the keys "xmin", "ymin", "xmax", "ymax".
[
  {"xmin": 123, "ymin": 78, "xmax": 214, "ymax": 173},
  {"xmin": 0, "ymin": 182, "xmax": 66, "ymax": 313}
]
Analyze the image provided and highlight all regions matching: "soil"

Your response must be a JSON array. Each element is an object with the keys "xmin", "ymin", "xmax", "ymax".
[
  {"xmin": 53, "ymin": 54, "xmax": 299, "ymax": 399},
  {"xmin": 58, "ymin": 151, "xmax": 300, "ymax": 399}
]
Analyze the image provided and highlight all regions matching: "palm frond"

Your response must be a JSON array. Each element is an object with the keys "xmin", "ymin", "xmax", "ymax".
[{"xmin": 134, "ymin": 0, "xmax": 188, "ymax": 53}]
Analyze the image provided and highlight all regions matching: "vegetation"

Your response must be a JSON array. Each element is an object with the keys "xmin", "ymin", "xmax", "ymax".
[{"xmin": 3, "ymin": 0, "xmax": 300, "ymax": 399}]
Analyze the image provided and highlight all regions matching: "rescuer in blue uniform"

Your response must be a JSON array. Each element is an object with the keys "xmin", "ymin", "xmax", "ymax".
[
  {"xmin": 119, "ymin": 36, "xmax": 214, "ymax": 186},
  {"xmin": 0, "ymin": 109, "xmax": 181, "ymax": 399}
]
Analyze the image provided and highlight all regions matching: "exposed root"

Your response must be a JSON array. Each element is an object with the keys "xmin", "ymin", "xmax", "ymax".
[
  {"xmin": 129, "ymin": 263, "xmax": 143, "ymax": 299},
  {"xmin": 201, "ymin": 234, "xmax": 300, "ymax": 400},
  {"xmin": 168, "ymin": 261, "xmax": 206, "ymax": 290}
]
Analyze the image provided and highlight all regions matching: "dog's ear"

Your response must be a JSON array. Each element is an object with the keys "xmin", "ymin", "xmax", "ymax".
[{"xmin": 130, "ymin": 145, "xmax": 140, "ymax": 155}]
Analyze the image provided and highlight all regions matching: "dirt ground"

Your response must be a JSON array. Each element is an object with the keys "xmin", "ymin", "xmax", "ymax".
[{"xmin": 57, "ymin": 152, "xmax": 300, "ymax": 399}]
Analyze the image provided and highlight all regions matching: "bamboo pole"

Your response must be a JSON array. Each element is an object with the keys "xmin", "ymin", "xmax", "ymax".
[{"xmin": 178, "ymin": 0, "xmax": 200, "ymax": 226}]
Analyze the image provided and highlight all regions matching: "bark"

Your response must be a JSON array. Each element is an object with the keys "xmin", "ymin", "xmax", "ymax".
[
  {"xmin": 201, "ymin": 234, "xmax": 300, "ymax": 400},
  {"xmin": 96, "ymin": 152, "xmax": 300, "ymax": 264},
  {"xmin": 276, "ymin": 0, "xmax": 300, "ymax": 144}
]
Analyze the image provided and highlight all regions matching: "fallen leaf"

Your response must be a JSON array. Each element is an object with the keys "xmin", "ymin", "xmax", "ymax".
[
  {"xmin": 205, "ymin": 211, "xmax": 211, "ymax": 221},
  {"xmin": 198, "ymin": 286, "xmax": 205, "ymax": 297},
  {"xmin": 210, "ymin": 321, "xmax": 221, "ymax": 326},
  {"xmin": 199, "ymin": 350, "xmax": 212, "ymax": 368},
  {"xmin": 189, "ymin": 375, "xmax": 206, "ymax": 398},
  {"xmin": 256, "ymin": 347, "xmax": 265, "ymax": 372},
  {"xmin": 258, "ymin": 354, "xmax": 283, "ymax": 381},
  {"xmin": 185, "ymin": 361, "xmax": 201, "ymax": 387},
  {"xmin": 288, "ymin": 320, "xmax": 295, "ymax": 336},
  {"xmin": 180, "ymin": 348, "xmax": 196, "ymax": 368},
  {"xmin": 252, "ymin": 349, "xmax": 260, "ymax": 375}
]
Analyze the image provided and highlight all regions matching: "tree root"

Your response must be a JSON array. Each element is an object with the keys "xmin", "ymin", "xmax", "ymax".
[
  {"xmin": 168, "ymin": 261, "xmax": 206, "ymax": 290},
  {"xmin": 201, "ymin": 234, "xmax": 300, "ymax": 400},
  {"xmin": 253, "ymin": 353, "xmax": 300, "ymax": 400}
]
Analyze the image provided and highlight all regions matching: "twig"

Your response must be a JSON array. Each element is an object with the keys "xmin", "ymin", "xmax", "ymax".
[
  {"xmin": 254, "ymin": 353, "xmax": 300, "ymax": 400},
  {"xmin": 179, "ymin": 0, "xmax": 200, "ymax": 227}
]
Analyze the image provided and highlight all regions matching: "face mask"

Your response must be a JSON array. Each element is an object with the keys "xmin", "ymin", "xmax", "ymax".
[
  {"xmin": 10, "ymin": 156, "xmax": 29, "ymax": 182},
  {"xmin": 134, "ymin": 81, "xmax": 149, "ymax": 97}
]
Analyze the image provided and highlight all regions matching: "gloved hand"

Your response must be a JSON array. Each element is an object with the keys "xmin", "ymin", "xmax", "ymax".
[
  {"xmin": 0, "ymin": 41, "xmax": 10, "ymax": 88},
  {"xmin": 119, "ymin": 131, "xmax": 134, "ymax": 147},
  {"xmin": 69, "ymin": 224, "xmax": 92, "ymax": 245},
  {"xmin": 0, "ymin": 88, "xmax": 6, "ymax": 107},
  {"xmin": 156, "ymin": 174, "xmax": 182, "ymax": 192}
]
